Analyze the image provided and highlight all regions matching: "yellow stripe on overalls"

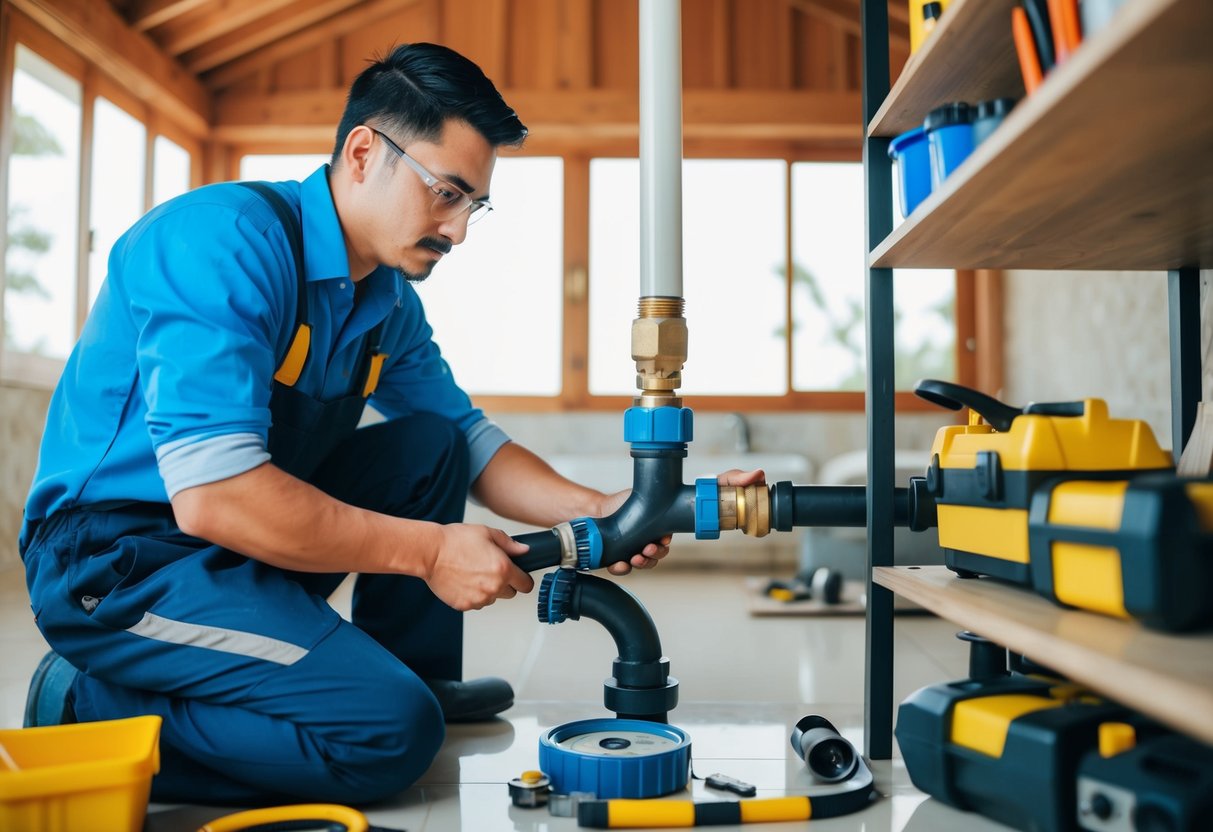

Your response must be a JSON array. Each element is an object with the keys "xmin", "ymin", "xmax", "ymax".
[
  {"xmin": 273, "ymin": 324, "xmax": 312, "ymax": 386},
  {"xmin": 362, "ymin": 352, "xmax": 389, "ymax": 398}
]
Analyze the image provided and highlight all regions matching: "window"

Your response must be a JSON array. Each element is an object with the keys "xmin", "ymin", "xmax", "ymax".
[
  {"xmin": 415, "ymin": 157, "xmax": 564, "ymax": 396},
  {"xmin": 791, "ymin": 163, "xmax": 955, "ymax": 391},
  {"xmin": 240, "ymin": 154, "xmax": 329, "ymax": 182},
  {"xmin": 587, "ymin": 159, "xmax": 958, "ymax": 401},
  {"xmin": 226, "ymin": 151, "xmax": 974, "ymax": 410},
  {"xmin": 4, "ymin": 45, "xmax": 81, "ymax": 360},
  {"xmin": 153, "ymin": 135, "xmax": 191, "ymax": 207},
  {"xmin": 2, "ymin": 30, "xmax": 203, "ymax": 386},
  {"xmin": 589, "ymin": 158, "xmax": 788, "ymax": 397},
  {"xmin": 88, "ymin": 98, "xmax": 146, "ymax": 306}
]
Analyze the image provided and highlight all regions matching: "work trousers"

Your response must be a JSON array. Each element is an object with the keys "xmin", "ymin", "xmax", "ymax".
[{"xmin": 21, "ymin": 413, "xmax": 469, "ymax": 805}]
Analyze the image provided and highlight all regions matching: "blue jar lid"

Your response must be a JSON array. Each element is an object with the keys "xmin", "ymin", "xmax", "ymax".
[
  {"xmin": 888, "ymin": 126, "xmax": 926, "ymax": 159},
  {"xmin": 924, "ymin": 102, "xmax": 973, "ymax": 132},
  {"xmin": 975, "ymin": 97, "xmax": 1017, "ymax": 121}
]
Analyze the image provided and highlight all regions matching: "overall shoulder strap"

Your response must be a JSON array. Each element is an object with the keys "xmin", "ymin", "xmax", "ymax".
[{"xmin": 237, "ymin": 182, "xmax": 311, "ymax": 386}]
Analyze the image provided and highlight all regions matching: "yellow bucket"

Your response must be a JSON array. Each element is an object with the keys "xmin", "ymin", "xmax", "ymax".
[{"xmin": 0, "ymin": 715, "xmax": 162, "ymax": 832}]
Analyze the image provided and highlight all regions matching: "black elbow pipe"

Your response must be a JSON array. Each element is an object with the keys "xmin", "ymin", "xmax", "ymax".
[
  {"xmin": 512, "ymin": 450, "xmax": 696, "ymax": 574},
  {"xmin": 572, "ymin": 573, "xmax": 664, "ymax": 665},
  {"xmin": 594, "ymin": 454, "xmax": 696, "ymax": 562},
  {"xmin": 539, "ymin": 569, "xmax": 678, "ymax": 722}
]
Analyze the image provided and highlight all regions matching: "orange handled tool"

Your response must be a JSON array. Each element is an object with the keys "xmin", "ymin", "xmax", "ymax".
[
  {"xmin": 1047, "ymin": 0, "xmax": 1083, "ymax": 61},
  {"xmin": 1012, "ymin": 6, "xmax": 1044, "ymax": 93}
]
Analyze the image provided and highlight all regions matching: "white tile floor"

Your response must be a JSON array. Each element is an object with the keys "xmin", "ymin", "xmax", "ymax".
[{"xmin": 0, "ymin": 559, "xmax": 1013, "ymax": 832}]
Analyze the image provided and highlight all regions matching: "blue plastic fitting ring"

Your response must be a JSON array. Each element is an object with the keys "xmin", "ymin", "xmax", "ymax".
[
  {"xmin": 570, "ymin": 517, "xmax": 604, "ymax": 570},
  {"xmin": 623, "ymin": 406, "xmax": 694, "ymax": 446},
  {"xmin": 694, "ymin": 478, "xmax": 721, "ymax": 540},
  {"xmin": 538, "ymin": 568, "xmax": 578, "ymax": 624},
  {"xmin": 538, "ymin": 718, "xmax": 692, "ymax": 799}
]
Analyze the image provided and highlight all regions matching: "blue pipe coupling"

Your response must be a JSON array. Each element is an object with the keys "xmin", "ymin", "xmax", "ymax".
[
  {"xmin": 694, "ymin": 478, "xmax": 721, "ymax": 539},
  {"xmin": 623, "ymin": 406, "xmax": 693, "ymax": 450}
]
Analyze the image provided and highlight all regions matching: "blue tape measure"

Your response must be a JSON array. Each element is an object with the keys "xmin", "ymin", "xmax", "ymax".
[{"xmin": 538, "ymin": 718, "xmax": 691, "ymax": 799}]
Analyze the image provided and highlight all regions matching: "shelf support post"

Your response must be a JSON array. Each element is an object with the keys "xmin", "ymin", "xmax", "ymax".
[
  {"xmin": 861, "ymin": 0, "xmax": 895, "ymax": 762},
  {"xmin": 1168, "ymin": 267, "xmax": 1201, "ymax": 463}
]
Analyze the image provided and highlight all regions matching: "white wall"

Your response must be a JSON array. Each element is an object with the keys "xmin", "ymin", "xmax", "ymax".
[{"xmin": 1002, "ymin": 269, "xmax": 1212, "ymax": 455}]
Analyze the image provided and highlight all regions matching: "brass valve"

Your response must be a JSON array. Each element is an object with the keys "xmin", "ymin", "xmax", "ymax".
[
  {"xmin": 632, "ymin": 297, "xmax": 687, "ymax": 408},
  {"xmin": 718, "ymin": 484, "xmax": 771, "ymax": 538}
]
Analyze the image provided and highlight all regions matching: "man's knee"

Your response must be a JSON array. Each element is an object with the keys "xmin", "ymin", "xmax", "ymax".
[{"xmin": 330, "ymin": 672, "xmax": 446, "ymax": 803}]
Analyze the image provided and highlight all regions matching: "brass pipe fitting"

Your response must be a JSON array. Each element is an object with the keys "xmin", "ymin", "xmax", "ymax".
[
  {"xmin": 632, "ymin": 297, "xmax": 687, "ymax": 407},
  {"xmin": 718, "ymin": 484, "xmax": 771, "ymax": 538}
]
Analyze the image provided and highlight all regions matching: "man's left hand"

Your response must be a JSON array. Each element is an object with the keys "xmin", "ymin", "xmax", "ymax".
[{"xmin": 599, "ymin": 468, "xmax": 766, "ymax": 576}]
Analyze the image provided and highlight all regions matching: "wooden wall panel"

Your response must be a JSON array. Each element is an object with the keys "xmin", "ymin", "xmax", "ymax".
[
  {"xmin": 730, "ymin": 0, "xmax": 792, "ymax": 89},
  {"xmin": 338, "ymin": 0, "xmax": 439, "ymax": 84},
  {"xmin": 796, "ymin": 11, "xmax": 840, "ymax": 89},
  {"xmin": 592, "ymin": 0, "xmax": 636, "ymax": 90},
  {"xmin": 506, "ymin": 0, "xmax": 560, "ymax": 88},
  {"xmin": 272, "ymin": 43, "xmax": 325, "ymax": 92},
  {"xmin": 438, "ymin": 0, "xmax": 507, "ymax": 82},
  {"xmin": 682, "ymin": 0, "xmax": 730, "ymax": 89}
]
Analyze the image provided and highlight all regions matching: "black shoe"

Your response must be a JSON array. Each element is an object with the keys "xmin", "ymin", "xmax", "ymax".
[
  {"xmin": 424, "ymin": 677, "xmax": 514, "ymax": 723},
  {"xmin": 24, "ymin": 651, "xmax": 78, "ymax": 728}
]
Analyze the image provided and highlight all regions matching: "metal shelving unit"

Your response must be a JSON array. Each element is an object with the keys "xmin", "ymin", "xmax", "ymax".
[{"xmin": 859, "ymin": 0, "xmax": 1212, "ymax": 758}]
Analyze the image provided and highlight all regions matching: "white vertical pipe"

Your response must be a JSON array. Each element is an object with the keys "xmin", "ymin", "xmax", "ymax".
[{"xmin": 639, "ymin": 0, "xmax": 683, "ymax": 299}]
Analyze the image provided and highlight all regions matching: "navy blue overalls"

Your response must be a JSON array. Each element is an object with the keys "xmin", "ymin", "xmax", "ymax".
[{"xmin": 21, "ymin": 183, "xmax": 467, "ymax": 805}]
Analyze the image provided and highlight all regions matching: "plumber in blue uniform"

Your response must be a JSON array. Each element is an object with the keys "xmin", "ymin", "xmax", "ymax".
[{"xmin": 18, "ymin": 42, "xmax": 757, "ymax": 806}]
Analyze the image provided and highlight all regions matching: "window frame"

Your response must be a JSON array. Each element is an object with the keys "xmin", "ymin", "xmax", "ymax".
[{"xmin": 0, "ymin": 8, "xmax": 202, "ymax": 388}]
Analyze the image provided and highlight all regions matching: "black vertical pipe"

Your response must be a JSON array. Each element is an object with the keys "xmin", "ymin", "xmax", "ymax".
[
  {"xmin": 1168, "ymin": 267, "xmax": 1201, "ymax": 463},
  {"xmin": 860, "ymin": 0, "xmax": 895, "ymax": 761}
]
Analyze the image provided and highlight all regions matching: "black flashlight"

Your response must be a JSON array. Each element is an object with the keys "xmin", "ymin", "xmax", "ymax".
[{"xmin": 790, "ymin": 715, "xmax": 859, "ymax": 783}]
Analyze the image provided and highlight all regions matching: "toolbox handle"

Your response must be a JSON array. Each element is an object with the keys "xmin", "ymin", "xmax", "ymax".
[
  {"xmin": 916, "ymin": 379, "xmax": 1086, "ymax": 431},
  {"xmin": 915, "ymin": 379, "xmax": 1023, "ymax": 431}
]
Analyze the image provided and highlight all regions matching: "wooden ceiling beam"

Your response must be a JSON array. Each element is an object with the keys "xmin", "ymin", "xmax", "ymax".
[
  {"xmin": 212, "ymin": 88, "xmax": 861, "ymax": 143},
  {"xmin": 202, "ymin": 0, "xmax": 422, "ymax": 90},
  {"xmin": 126, "ymin": 0, "xmax": 208, "ymax": 31},
  {"xmin": 182, "ymin": 0, "xmax": 363, "ymax": 74},
  {"xmin": 11, "ymin": 0, "xmax": 208, "ymax": 135},
  {"xmin": 155, "ymin": 0, "xmax": 298, "ymax": 57}
]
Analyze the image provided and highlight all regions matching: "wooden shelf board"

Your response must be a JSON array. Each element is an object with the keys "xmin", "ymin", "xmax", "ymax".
[
  {"xmin": 868, "ymin": 0, "xmax": 1024, "ymax": 139},
  {"xmin": 870, "ymin": 0, "xmax": 1213, "ymax": 270},
  {"xmin": 874, "ymin": 566, "xmax": 1213, "ymax": 745}
]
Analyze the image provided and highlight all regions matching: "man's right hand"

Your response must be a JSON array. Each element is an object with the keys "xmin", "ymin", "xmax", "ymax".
[{"xmin": 428, "ymin": 524, "xmax": 535, "ymax": 611}]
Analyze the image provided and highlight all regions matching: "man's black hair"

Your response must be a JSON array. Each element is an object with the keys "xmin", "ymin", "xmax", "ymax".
[{"xmin": 332, "ymin": 42, "xmax": 527, "ymax": 164}]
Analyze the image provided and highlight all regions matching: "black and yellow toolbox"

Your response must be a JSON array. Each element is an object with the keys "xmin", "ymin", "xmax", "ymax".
[
  {"xmin": 1028, "ymin": 472, "xmax": 1213, "ymax": 631},
  {"xmin": 915, "ymin": 380, "xmax": 1213, "ymax": 631},
  {"xmin": 896, "ymin": 636, "xmax": 1213, "ymax": 832}
]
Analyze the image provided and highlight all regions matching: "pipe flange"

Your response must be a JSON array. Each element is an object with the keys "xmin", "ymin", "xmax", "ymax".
[
  {"xmin": 538, "ymin": 568, "xmax": 578, "ymax": 624},
  {"xmin": 570, "ymin": 518, "xmax": 604, "ymax": 570}
]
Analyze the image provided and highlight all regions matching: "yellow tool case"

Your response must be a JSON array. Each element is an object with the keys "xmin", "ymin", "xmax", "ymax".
[
  {"xmin": 1028, "ymin": 473, "xmax": 1213, "ymax": 631},
  {"xmin": 916, "ymin": 380, "xmax": 1173, "ymax": 585}
]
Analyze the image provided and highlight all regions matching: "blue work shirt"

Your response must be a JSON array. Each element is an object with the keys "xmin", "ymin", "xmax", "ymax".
[{"xmin": 24, "ymin": 165, "xmax": 508, "ymax": 527}]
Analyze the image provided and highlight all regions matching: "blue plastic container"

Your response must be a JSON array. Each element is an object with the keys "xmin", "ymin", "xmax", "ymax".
[
  {"xmin": 924, "ymin": 103, "xmax": 974, "ymax": 187},
  {"xmin": 888, "ymin": 126, "xmax": 931, "ymax": 218}
]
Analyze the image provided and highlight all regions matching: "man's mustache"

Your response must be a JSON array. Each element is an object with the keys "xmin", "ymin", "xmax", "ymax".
[{"xmin": 418, "ymin": 236, "xmax": 452, "ymax": 255}]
